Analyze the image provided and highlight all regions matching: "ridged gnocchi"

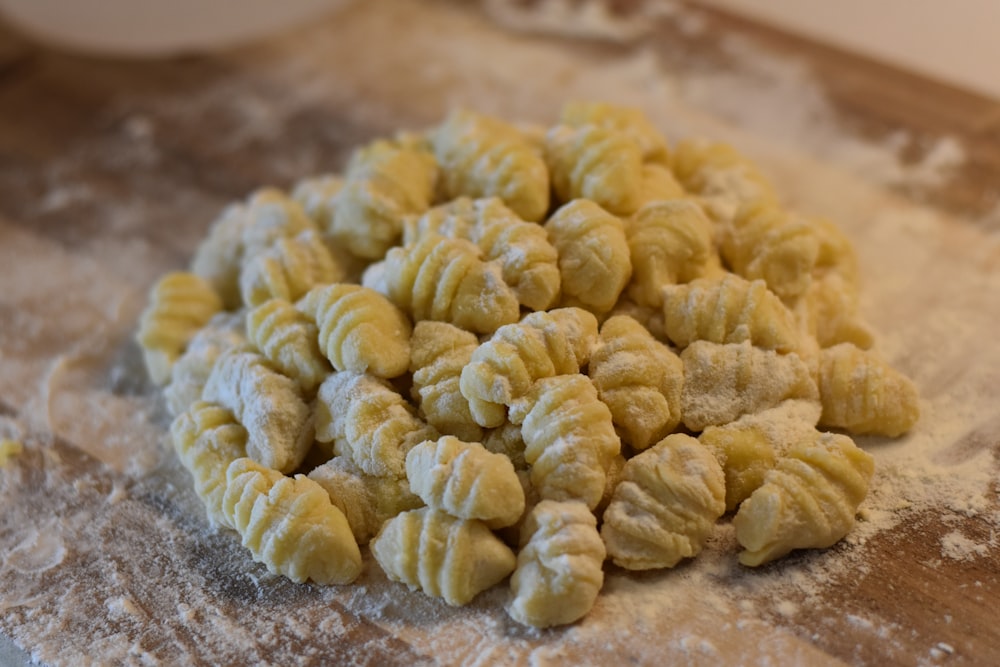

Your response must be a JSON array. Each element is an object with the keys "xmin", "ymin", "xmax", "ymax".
[
  {"xmin": 663, "ymin": 274, "xmax": 801, "ymax": 353},
  {"xmin": 332, "ymin": 137, "xmax": 438, "ymax": 259},
  {"xmin": 459, "ymin": 307, "xmax": 599, "ymax": 427},
  {"xmin": 670, "ymin": 140, "xmax": 778, "ymax": 225},
  {"xmin": 223, "ymin": 457, "xmax": 362, "ymax": 584},
  {"xmin": 508, "ymin": 499, "xmax": 605, "ymax": 628},
  {"xmin": 680, "ymin": 340, "xmax": 818, "ymax": 431},
  {"xmin": 308, "ymin": 456, "xmax": 423, "ymax": 545},
  {"xmin": 239, "ymin": 229, "xmax": 343, "ymax": 308},
  {"xmin": 137, "ymin": 271, "xmax": 223, "ymax": 385},
  {"xmin": 169, "ymin": 401, "xmax": 248, "ymax": 528},
  {"xmin": 409, "ymin": 321, "xmax": 484, "ymax": 442},
  {"xmin": 164, "ymin": 310, "xmax": 246, "ymax": 417},
  {"xmin": 588, "ymin": 315, "xmax": 684, "ymax": 450},
  {"xmin": 545, "ymin": 124, "xmax": 644, "ymax": 216},
  {"xmin": 297, "ymin": 283, "xmax": 411, "ymax": 379},
  {"xmin": 545, "ymin": 199, "xmax": 632, "ymax": 315},
  {"xmin": 371, "ymin": 232, "xmax": 520, "ymax": 334},
  {"xmin": 315, "ymin": 372, "xmax": 437, "ymax": 478},
  {"xmin": 626, "ymin": 198, "xmax": 718, "ymax": 309},
  {"xmin": 509, "ymin": 374, "xmax": 621, "ymax": 510},
  {"xmin": 405, "ymin": 197, "xmax": 561, "ymax": 311},
  {"xmin": 245, "ymin": 298, "xmax": 330, "ymax": 394},
  {"xmin": 560, "ymin": 101, "xmax": 670, "ymax": 165},
  {"xmin": 432, "ymin": 109, "xmax": 550, "ymax": 222},
  {"xmin": 371, "ymin": 507, "xmax": 516, "ymax": 606},
  {"xmin": 201, "ymin": 348, "xmax": 313, "ymax": 474},
  {"xmin": 734, "ymin": 432, "xmax": 874, "ymax": 566},
  {"xmin": 817, "ymin": 343, "xmax": 920, "ymax": 437},
  {"xmin": 699, "ymin": 399, "xmax": 822, "ymax": 512},
  {"xmin": 405, "ymin": 436, "xmax": 525, "ymax": 528},
  {"xmin": 601, "ymin": 434, "xmax": 726, "ymax": 570}
]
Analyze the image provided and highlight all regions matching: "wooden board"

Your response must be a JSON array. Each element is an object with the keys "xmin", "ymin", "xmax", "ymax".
[{"xmin": 1, "ymin": 1, "xmax": 998, "ymax": 665}]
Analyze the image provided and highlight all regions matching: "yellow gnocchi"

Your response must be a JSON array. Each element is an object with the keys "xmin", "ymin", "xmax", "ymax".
[
  {"xmin": 734, "ymin": 432, "xmax": 874, "ymax": 566},
  {"xmin": 201, "ymin": 348, "xmax": 313, "ymax": 474},
  {"xmin": 245, "ymin": 298, "xmax": 331, "ymax": 394},
  {"xmin": 239, "ymin": 229, "xmax": 343, "ymax": 308},
  {"xmin": 370, "ymin": 507, "xmax": 516, "ymax": 606},
  {"xmin": 315, "ymin": 372, "xmax": 437, "ymax": 478},
  {"xmin": 409, "ymin": 321, "xmax": 484, "ymax": 442},
  {"xmin": 223, "ymin": 458, "xmax": 362, "ymax": 584},
  {"xmin": 509, "ymin": 374, "xmax": 621, "ymax": 510},
  {"xmin": 817, "ymin": 343, "xmax": 920, "ymax": 437},
  {"xmin": 508, "ymin": 499, "xmax": 605, "ymax": 628},
  {"xmin": 545, "ymin": 199, "xmax": 632, "ymax": 315},
  {"xmin": 545, "ymin": 124, "xmax": 644, "ymax": 216},
  {"xmin": 601, "ymin": 434, "xmax": 726, "ymax": 570},
  {"xmin": 588, "ymin": 315, "xmax": 684, "ymax": 450},
  {"xmin": 432, "ymin": 109, "xmax": 549, "ymax": 222},
  {"xmin": 136, "ymin": 271, "xmax": 223, "ymax": 385},
  {"xmin": 405, "ymin": 436, "xmax": 525, "ymax": 528},
  {"xmin": 169, "ymin": 400, "xmax": 247, "ymax": 528},
  {"xmin": 459, "ymin": 307, "xmax": 599, "ymax": 427}
]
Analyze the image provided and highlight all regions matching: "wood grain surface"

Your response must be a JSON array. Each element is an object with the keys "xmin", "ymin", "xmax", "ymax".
[{"xmin": 0, "ymin": 2, "xmax": 998, "ymax": 665}]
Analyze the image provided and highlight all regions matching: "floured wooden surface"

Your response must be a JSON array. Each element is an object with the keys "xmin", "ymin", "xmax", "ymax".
[{"xmin": 1, "ymin": 1, "xmax": 998, "ymax": 664}]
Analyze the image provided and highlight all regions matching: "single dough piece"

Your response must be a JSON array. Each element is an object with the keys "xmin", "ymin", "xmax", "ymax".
[
  {"xmin": 626, "ymin": 199, "xmax": 717, "ymax": 309},
  {"xmin": 734, "ymin": 432, "xmax": 874, "ymax": 566},
  {"xmin": 239, "ymin": 229, "xmax": 343, "ymax": 308},
  {"xmin": 560, "ymin": 101, "xmax": 670, "ymax": 165},
  {"xmin": 588, "ymin": 315, "xmax": 683, "ymax": 450},
  {"xmin": 201, "ymin": 348, "xmax": 313, "ymax": 474},
  {"xmin": 371, "ymin": 507, "xmax": 516, "ymax": 606},
  {"xmin": 315, "ymin": 372, "xmax": 437, "ymax": 478},
  {"xmin": 223, "ymin": 458, "xmax": 362, "ymax": 584},
  {"xmin": 246, "ymin": 299, "xmax": 331, "ymax": 394},
  {"xmin": 308, "ymin": 457, "xmax": 423, "ymax": 545},
  {"xmin": 136, "ymin": 272, "xmax": 224, "ymax": 385},
  {"xmin": 795, "ymin": 273, "xmax": 874, "ymax": 350},
  {"xmin": 680, "ymin": 341, "xmax": 819, "ymax": 431},
  {"xmin": 459, "ymin": 308, "xmax": 599, "ymax": 427},
  {"xmin": 601, "ymin": 434, "xmax": 725, "ymax": 570},
  {"xmin": 332, "ymin": 137, "xmax": 438, "ymax": 259},
  {"xmin": 405, "ymin": 197, "xmax": 561, "ymax": 311},
  {"xmin": 637, "ymin": 163, "xmax": 686, "ymax": 205},
  {"xmin": 545, "ymin": 199, "xmax": 632, "ymax": 315},
  {"xmin": 297, "ymin": 283, "xmax": 411, "ymax": 379},
  {"xmin": 405, "ymin": 436, "xmax": 526, "ymax": 528},
  {"xmin": 545, "ymin": 124, "xmax": 644, "ymax": 216},
  {"xmin": 374, "ymin": 232, "xmax": 519, "ymax": 334},
  {"xmin": 164, "ymin": 310, "xmax": 246, "ymax": 416},
  {"xmin": 509, "ymin": 375, "xmax": 621, "ymax": 510},
  {"xmin": 722, "ymin": 203, "xmax": 823, "ymax": 302},
  {"xmin": 432, "ymin": 109, "xmax": 550, "ymax": 222},
  {"xmin": 662, "ymin": 274, "xmax": 801, "ymax": 353},
  {"xmin": 169, "ymin": 401, "xmax": 248, "ymax": 528},
  {"xmin": 817, "ymin": 343, "xmax": 919, "ymax": 437},
  {"xmin": 409, "ymin": 321, "xmax": 484, "ymax": 442},
  {"xmin": 670, "ymin": 139, "xmax": 778, "ymax": 225},
  {"xmin": 606, "ymin": 297, "xmax": 667, "ymax": 341},
  {"xmin": 699, "ymin": 400, "xmax": 822, "ymax": 512},
  {"xmin": 507, "ymin": 499, "xmax": 605, "ymax": 628}
]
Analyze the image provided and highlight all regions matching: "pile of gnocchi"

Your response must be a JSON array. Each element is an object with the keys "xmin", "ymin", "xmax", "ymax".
[{"xmin": 137, "ymin": 103, "xmax": 919, "ymax": 628}]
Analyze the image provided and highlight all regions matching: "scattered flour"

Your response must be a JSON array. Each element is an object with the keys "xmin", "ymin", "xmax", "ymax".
[{"xmin": 1, "ymin": 0, "xmax": 997, "ymax": 665}]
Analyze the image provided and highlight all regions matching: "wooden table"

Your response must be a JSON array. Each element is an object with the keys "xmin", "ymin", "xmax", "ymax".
[{"xmin": 1, "ymin": 2, "xmax": 998, "ymax": 665}]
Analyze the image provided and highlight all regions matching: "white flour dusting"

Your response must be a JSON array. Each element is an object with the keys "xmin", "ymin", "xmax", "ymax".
[{"xmin": 1, "ymin": 0, "xmax": 998, "ymax": 665}]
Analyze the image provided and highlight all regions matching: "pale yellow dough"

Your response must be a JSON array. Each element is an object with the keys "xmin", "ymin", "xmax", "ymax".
[
  {"xmin": 245, "ymin": 299, "xmax": 331, "ymax": 394},
  {"xmin": 409, "ymin": 321, "xmax": 484, "ymax": 442},
  {"xmin": 601, "ymin": 434, "xmax": 726, "ymax": 570},
  {"xmin": 507, "ymin": 499, "xmax": 605, "ymax": 628},
  {"xmin": 164, "ymin": 310, "xmax": 246, "ymax": 417},
  {"xmin": 239, "ymin": 228, "xmax": 343, "ymax": 308},
  {"xmin": 169, "ymin": 401, "xmax": 247, "ymax": 528},
  {"xmin": 405, "ymin": 436, "xmax": 525, "ymax": 529},
  {"xmin": 588, "ymin": 315, "xmax": 683, "ymax": 450},
  {"xmin": 559, "ymin": 100, "xmax": 671, "ymax": 165},
  {"xmin": 545, "ymin": 124, "xmax": 644, "ymax": 216},
  {"xmin": 223, "ymin": 458, "xmax": 362, "ymax": 585},
  {"xmin": 371, "ymin": 507, "xmax": 516, "ymax": 606},
  {"xmin": 136, "ymin": 271, "xmax": 223, "ymax": 385},
  {"xmin": 734, "ymin": 432, "xmax": 874, "ymax": 566},
  {"xmin": 545, "ymin": 199, "xmax": 632, "ymax": 315}
]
